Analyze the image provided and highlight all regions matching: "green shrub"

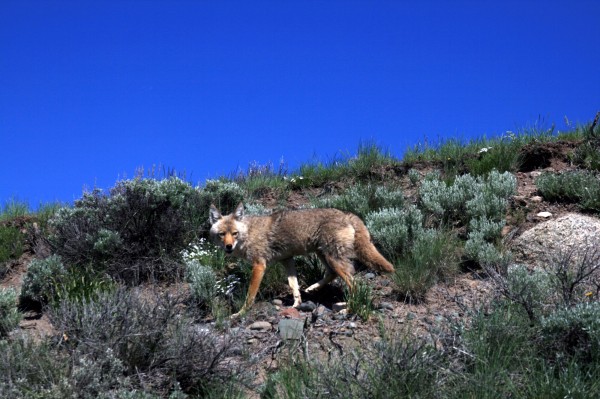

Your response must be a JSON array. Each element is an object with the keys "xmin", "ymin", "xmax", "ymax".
[
  {"xmin": 298, "ymin": 143, "xmax": 398, "ymax": 187},
  {"xmin": 465, "ymin": 141, "xmax": 523, "ymax": 176},
  {"xmin": 347, "ymin": 142, "xmax": 398, "ymax": 180},
  {"xmin": 455, "ymin": 302, "xmax": 537, "ymax": 398},
  {"xmin": 49, "ymin": 177, "xmax": 206, "ymax": 283},
  {"xmin": 572, "ymin": 121, "xmax": 600, "ymax": 171},
  {"xmin": 54, "ymin": 265, "xmax": 116, "ymax": 305},
  {"xmin": 345, "ymin": 277, "xmax": 374, "ymax": 320},
  {"xmin": 0, "ymin": 288, "xmax": 21, "ymax": 336},
  {"xmin": 21, "ymin": 255, "xmax": 67, "ymax": 304},
  {"xmin": 536, "ymin": 171, "xmax": 600, "ymax": 212},
  {"xmin": 0, "ymin": 225, "xmax": 23, "ymax": 264},
  {"xmin": 391, "ymin": 229, "xmax": 460, "ymax": 301},
  {"xmin": 0, "ymin": 199, "xmax": 29, "ymax": 220}
]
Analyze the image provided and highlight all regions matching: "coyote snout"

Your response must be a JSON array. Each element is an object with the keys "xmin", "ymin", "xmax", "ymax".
[{"xmin": 209, "ymin": 203, "xmax": 394, "ymax": 318}]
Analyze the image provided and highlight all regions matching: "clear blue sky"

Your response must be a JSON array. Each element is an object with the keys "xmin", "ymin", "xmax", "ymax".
[{"xmin": 1, "ymin": 1, "xmax": 599, "ymax": 208}]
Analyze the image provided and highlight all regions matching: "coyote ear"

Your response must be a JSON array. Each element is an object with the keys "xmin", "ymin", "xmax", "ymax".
[
  {"xmin": 234, "ymin": 202, "xmax": 245, "ymax": 220},
  {"xmin": 209, "ymin": 204, "xmax": 222, "ymax": 224}
]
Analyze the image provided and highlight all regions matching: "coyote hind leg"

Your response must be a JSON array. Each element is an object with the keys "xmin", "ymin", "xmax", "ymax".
[{"xmin": 305, "ymin": 268, "xmax": 337, "ymax": 293}]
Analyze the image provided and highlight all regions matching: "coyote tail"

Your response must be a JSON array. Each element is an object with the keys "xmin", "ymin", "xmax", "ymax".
[{"xmin": 351, "ymin": 215, "xmax": 395, "ymax": 273}]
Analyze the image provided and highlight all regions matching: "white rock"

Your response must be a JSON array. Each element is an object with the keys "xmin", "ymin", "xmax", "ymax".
[{"xmin": 537, "ymin": 211, "xmax": 553, "ymax": 218}]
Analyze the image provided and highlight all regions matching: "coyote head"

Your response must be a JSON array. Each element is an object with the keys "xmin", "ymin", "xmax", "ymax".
[{"xmin": 209, "ymin": 202, "xmax": 247, "ymax": 255}]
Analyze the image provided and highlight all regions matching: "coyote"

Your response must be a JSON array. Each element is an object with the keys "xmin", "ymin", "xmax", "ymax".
[{"xmin": 209, "ymin": 203, "xmax": 394, "ymax": 317}]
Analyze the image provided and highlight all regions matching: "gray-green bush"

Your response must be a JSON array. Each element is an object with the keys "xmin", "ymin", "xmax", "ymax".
[
  {"xmin": 420, "ymin": 170, "xmax": 516, "ymax": 224},
  {"xmin": 540, "ymin": 302, "xmax": 600, "ymax": 366},
  {"xmin": 186, "ymin": 259, "xmax": 218, "ymax": 308},
  {"xmin": 314, "ymin": 183, "xmax": 404, "ymax": 219},
  {"xmin": 199, "ymin": 179, "xmax": 245, "ymax": 214},
  {"xmin": 50, "ymin": 287, "xmax": 244, "ymax": 395},
  {"xmin": 365, "ymin": 205, "xmax": 425, "ymax": 260},
  {"xmin": 0, "ymin": 288, "xmax": 21, "ymax": 336},
  {"xmin": 536, "ymin": 171, "xmax": 600, "ymax": 212},
  {"xmin": 20, "ymin": 254, "xmax": 67, "ymax": 304},
  {"xmin": 420, "ymin": 170, "xmax": 516, "ymax": 265}
]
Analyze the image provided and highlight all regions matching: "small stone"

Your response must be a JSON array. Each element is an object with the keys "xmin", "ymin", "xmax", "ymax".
[
  {"xmin": 529, "ymin": 171, "xmax": 542, "ymax": 178},
  {"xmin": 315, "ymin": 304, "xmax": 329, "ymax": 315},
  {"xmin": 501, "ymin": 225, "xmax": 512, "ymax": 237},
  {"xmin": 247, "ymin": 338, "xmax": 259, "ymax": 345},
  {"xmin": 406, "ymin": 312, "xmax": 417, "ymax": 320},
  {"xmin": 298, "ymin": 301, "xmax": 317, "ymax": 312},
  {"xmin": 272, "ymin": 299, "xmax": 283, "ymax": 306},
  {"xmin": 311, "ymin": 305, "xmax": 329, "ymax": 323},
  {"xmin": 378, "ymin": 302, "xmax": 394, "ymax": 311},
  {"xmin": 332, "ymin": 302, "xmax": 347, "ymax": 312},
  {"xmin": 364, "ymin": 272, "xmax": 376, "ymax": 279},
  {"xmin": 537, "ymin": 211, "xmax": 553, "ymax": 218},
  {"xmin": 348, "ymin": 322, "xmax": 357, "ymax": 329},
  {"xmin": 530, "ymin": 196, "xmax": 543, "ymax": 203},
  {"xmin": 248, "ymin": 321, "xmax": 272, "ymax": 331}
]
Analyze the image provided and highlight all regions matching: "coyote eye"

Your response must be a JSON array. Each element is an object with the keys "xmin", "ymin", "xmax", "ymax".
[
  {"xmin": 218, "ymin": 232, "xmax": 226, "ymax": 237},
  {"xmin": 232, "ymin": 231, "xmax": 238, "ymax": 237}
]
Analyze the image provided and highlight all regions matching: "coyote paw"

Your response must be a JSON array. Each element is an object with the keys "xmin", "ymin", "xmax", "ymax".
[
  {"xmin": 305, "ymin": 284, "xmax": 319, "ymax": 293},
  {"xmin": 231, "ymin": 308, "xmax": 248, "ymax": 319}
]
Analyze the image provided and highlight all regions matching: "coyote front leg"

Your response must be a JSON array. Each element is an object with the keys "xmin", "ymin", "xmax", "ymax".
[
  {"xmin": 283, "ymin": 258, "xmax": 302, "ymax": 308},
  {"xmin": 232, "ymin": 259, "xmax": 266, "ymax": 318}
]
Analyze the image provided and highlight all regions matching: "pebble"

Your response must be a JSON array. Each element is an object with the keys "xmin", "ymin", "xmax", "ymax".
[
  {"xmin": 378, "ymin": 302, "xmax": 394, "ymax": 311},
  {"xmin": 248, "ymin": 321, "xmax": 272, "ymax": 331},
  {"xmin": 332, "ymin": 302, "xmax": 347, "ymax": 312},
  {"xmin": 530, "ymin": 195, "xmax": 543, "ymax": 203},
  {"xmin": 537, "ymin": 211, "xmax": 553, "ymax": 218},
  {"xmin": 272, "ymin": 299, "xmax": 283, "ymax": 306},
  {"xmin": 364, "ymin": 272, "xmax": 376, "ymax": 279}
]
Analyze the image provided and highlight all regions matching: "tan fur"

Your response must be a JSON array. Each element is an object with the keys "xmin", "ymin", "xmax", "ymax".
[{"xmin": 209, "ymin": 202, "xmax": 394, "ymax": 317}]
